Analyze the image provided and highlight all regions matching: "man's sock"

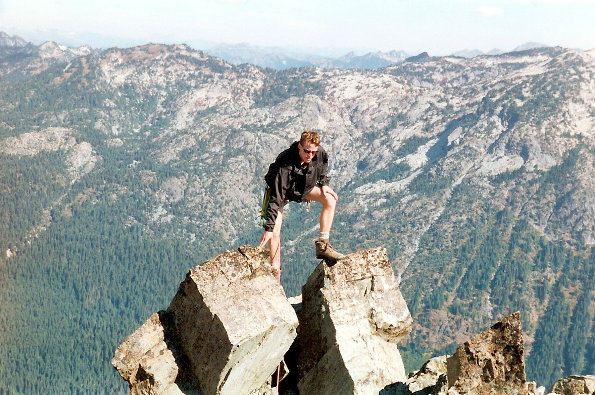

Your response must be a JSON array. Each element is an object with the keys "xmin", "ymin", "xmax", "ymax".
[{"xmin": 318, "ymin": 232, "xmax": 330, "ymax": 242}]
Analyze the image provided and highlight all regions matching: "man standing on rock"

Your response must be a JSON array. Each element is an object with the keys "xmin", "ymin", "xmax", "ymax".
[{"xmin": 259, "ymin": 130, "xmax": 344, "ymax": 280}]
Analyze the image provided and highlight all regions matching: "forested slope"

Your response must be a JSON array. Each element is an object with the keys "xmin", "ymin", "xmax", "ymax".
[{"xmin": 0, "ymin": 39, "xmax": 593, "ymax": 391}]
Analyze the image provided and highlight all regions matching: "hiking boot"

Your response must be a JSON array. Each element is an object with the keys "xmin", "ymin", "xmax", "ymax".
[{"xmin": 315, "ymin": 240, "xmax": 344, "ymax": 262}]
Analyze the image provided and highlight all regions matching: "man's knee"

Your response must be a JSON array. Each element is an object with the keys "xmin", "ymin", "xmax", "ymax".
[{"xmin": 322, "ymin": 192, "xmax": 337, "ymax": 208}]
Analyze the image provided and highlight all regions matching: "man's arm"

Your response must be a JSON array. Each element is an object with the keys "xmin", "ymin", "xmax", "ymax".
[{"xmin": 317, "ymin": 148, "xmax": 330, "ymax": 186}]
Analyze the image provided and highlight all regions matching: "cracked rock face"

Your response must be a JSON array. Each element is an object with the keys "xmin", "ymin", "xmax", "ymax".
[
  {"xmin": 406, "ymin": 355, "xmax": 448, "ymax": 393},
  {"xmin": 446, "ymin": 311, "xmax": 527, "ymax": 395},
  {"xmin": 549, "ymin": 375, "xmax": 595, "ymax": 395},
  {"xmin": 111, "ymin": 312, "xmax": 190, "ymax": 395},
  {"xmin": 112, "ymin": 245, "xmax": 298, "ymax": 395},
  {"xmin": 297, "ymin": 247, "xmax": 412, "ymax": 394},
  {"xmin": 167, "ymin": 246, "xmax": 298, "ymax": 395},
  {"xmin": 381, "ymin": 355, "xmax": 448, "ymax": 395}
]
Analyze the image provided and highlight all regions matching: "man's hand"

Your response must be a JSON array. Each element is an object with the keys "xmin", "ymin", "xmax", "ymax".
[
  {"xmin": 321, "ymin": 184, "xmax": 339, "ymax": 201},
  {"xmin": 259, "ymin": 231, "xmax": 273, "ymax": 248}
]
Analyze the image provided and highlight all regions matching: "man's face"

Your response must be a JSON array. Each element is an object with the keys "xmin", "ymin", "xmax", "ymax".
[{"xmin": 298, "ymin": 142, "xmax": 319, "ymax": 164}]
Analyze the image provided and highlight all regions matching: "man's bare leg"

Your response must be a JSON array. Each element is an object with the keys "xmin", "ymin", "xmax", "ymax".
[
  {"xmin": 269, "ymin": 208, "xmax": 283, "ymax": 282},
  {"xmin": 305, "ymin": 186, "xmax": 337, "ymax": 233},
  {"xmin": 305, "ymin": 186, "xmax": 344, "ymax": 261}
]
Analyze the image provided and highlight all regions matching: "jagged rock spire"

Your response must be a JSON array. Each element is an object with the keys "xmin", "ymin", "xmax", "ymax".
[{"xmin": 297, "ymin": 247, "xmax": 412, "ymax": 394}]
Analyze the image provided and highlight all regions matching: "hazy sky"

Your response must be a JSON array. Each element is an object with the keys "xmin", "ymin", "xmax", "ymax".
[{"xmin": 1, "ymin": 0, "xmax": 594, "ymax": 55}]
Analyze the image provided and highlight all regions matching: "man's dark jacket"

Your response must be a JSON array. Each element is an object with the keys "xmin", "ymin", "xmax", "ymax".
[{"xmin": 263, "ymin": 141, "xmax": 330, "ymax": 231}]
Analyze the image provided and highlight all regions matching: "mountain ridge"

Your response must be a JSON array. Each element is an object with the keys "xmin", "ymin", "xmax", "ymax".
[
  {"xmin": 0, "ymin": 34, "xmax": 593, "ymax": 392},
  {"xmin": 2, "ymin": 31, "xmax": 569, "ymax": 69}
]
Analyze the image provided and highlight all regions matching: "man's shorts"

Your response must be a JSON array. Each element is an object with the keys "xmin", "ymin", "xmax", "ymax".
[
  {"xmin": 260, "ymin": 187, "xmax": 272, "ymax": 228},
  {"xmin": 260, "ymin": 187, "xmax": 290, "ymax": 228}
]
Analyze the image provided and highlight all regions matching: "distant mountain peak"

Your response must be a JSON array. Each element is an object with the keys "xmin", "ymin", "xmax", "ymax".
[
  {"xmin": 451, "ymin": 49, "xmax": 486, "ymax": 58},
  {"xmin": 0, "ymin": 31, "xmax": 29, "ymax": 49},
  {"xmin": 450, "ymin": 43, "xmax": 552, "ymax": 59},
  {"xmin": 204, "ymin": 42, "xmax": 408, "ymax": 70},
  {"xmin": 37, "ymin": 40, "xmax": 93, "ymax": 59},
  {"xmin": 513, "ymin": 42, "xmax": 549, "ymax": 52},
  {"xmin": 405, "ymin": 52, "xmax": 432, "ymax": 62}
]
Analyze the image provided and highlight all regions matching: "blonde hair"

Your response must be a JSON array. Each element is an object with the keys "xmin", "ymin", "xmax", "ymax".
[{"xmin": 300, "ymin": 130, "xmax": 320, "ymax": 146}]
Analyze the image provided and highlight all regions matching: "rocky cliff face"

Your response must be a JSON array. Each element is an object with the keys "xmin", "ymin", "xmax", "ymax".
[
  {"xmin": 446, "ymin": 311, "xmax": 527, "ymax": 394},
  {"xmin": 297, "ymin": 248, "xmax": 412, "ymax": 394}
]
